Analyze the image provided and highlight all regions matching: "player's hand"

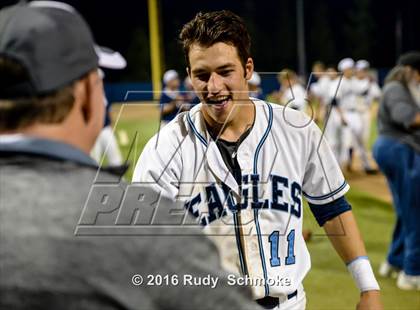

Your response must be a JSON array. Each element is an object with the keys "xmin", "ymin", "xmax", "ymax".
[{"xmin": 356, "ymin": 290, "xmax": 383, "ymax": 310}]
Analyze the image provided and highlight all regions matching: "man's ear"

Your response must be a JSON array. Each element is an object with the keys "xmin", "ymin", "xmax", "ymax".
[
  {"xmin": 245, "ymin": 58, "xmax": 254, "ymax": 80},
  {"xmin": 186, "ymin": 67, "xmax": 191, "ymax": 78},
  {"xmin": 72, "ymin": 76, "xmax": 89, "ymax": 123},
  {"xmin": 85, "ymin": 70, "xmax": 104, "ymax": 126},
  {"xmin": 73, "ymin": 70, "xmax": 101, "ymax": 125}
]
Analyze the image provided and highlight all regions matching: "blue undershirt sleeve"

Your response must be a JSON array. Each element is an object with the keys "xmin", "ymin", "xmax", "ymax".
[{"xmin": 308, "ymin": 196, "xmax": 352, "ymax": 226}]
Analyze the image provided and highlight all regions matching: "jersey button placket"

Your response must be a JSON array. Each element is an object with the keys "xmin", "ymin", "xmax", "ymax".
[{"xmin": 237, "ymin": 151, "xmax": 251, "ymax": 172}]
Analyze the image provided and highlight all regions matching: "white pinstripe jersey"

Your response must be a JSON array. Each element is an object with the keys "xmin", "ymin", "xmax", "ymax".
[{"xmin": 133, "ymin": 99, "xmax": 349, "ymax": 299}]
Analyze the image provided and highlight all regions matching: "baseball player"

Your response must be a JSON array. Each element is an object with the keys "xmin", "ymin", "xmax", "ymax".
[
  {"xmin": 248, "ymin": 71, "xmax": 264, "ymax": 100},
  {"xmin": 332, "ymin": 58, "xmax": 377, "ymax": 173},
  {"xmin": 91, "ymin": 48, "xmax": 126, "ymax": 166},
  {"xmin": 133, "ymin": 11, "xmax": 382, "ymax": 309},
  {"xmin": 308, "ymin": 61, "xmax": 325, "ymax": 86},
  {"xmin": 354, "ymin": 60, "xmax": 381, "ymax": 149},
  {"xmin": 182, "ymin": 76, "xmax": 201, "ymax": 107},
  {"xmin": 309, "ymin": 63, "xmax": 340, "ymax": 126},
  {"xmin": 277, "ymin": 69, "xmax": 307, "ymax": 112},
  {"xmin": 160, "ymin": 69, "xmax": 184, "ymax": 125}
]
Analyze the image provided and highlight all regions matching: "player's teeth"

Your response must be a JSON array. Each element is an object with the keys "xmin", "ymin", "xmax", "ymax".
[{"xmin": 208, "ymin": 96, "xmax": 229, "ymax": 103}]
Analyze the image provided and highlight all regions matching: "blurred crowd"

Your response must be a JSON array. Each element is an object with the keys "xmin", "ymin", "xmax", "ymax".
[{"xmin": 270, "ymin": 59, "xmax": 382, "ymax": 174}]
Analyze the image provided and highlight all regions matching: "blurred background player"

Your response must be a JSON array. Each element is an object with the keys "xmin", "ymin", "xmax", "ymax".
[
  {"xmin": 374, "ymin": 52, "xmax": 420, "ymax": 291},
  {"xmin": 309, "ymin": 61, "xmax": 326, "ymax": 85},
  {"xmin": 317, "ymin": 64, "xmax": 345, "ymax": 166},
  {"xmin": 91, "ymin": 48, "xmax": 126, "ymax": 166},
  {"xmin": 183, "ymin": 76, "xmax": 200, "ymax": 107},
  {"xmin": 354, "ymin": 59, "xmax": 382, "ymax": 148},
  {"xmin": 334, "ymin": 58, "xmax": 377, "ymax": 173},
  {"xmin": 248, "ymin": 71, "xmax": 264, "ymax": 99},
  {"xmin": 309, "ymin": 63, "xmax": 338, "ymax": 124},
  {"xmin": 277, "ymin": 68, "xmax": 307, "ymax": 112},
  {"xmin": 160, "ymin": 69, "xmax": 184, "ymax": 125}
]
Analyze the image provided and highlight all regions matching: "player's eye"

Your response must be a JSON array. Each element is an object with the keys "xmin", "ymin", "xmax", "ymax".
[
  {"xmin": 195, "ymin": 73, "xmax": 210, "ymax": 82},
  {"xmin": 219, "ymin": 70, "xmax": 233, "ymax": 77}
]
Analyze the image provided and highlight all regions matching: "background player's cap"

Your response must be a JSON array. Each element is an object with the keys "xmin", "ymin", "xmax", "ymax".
[
  {"xmin": 338, "ymin": 58, "xmax": 354, "ymax": 71},
  {"xmin": 163, "ymin": 70, "xmax": 179, "ymax": 84},
  {"xmin": 96, "ymin": 47, "xmax": 127, "ymax": 80},
  {"xmin": 398, "ymin": 51, "xmax": 420, "ymax": 72},
  {"xmin": 96, "ymin": 46, "xmax": 127, "ymax": 70},
  {"xmin": 355, "ymin": 60, "xmax": 370, "ymax": 71},
  {"xmin": 248, "ymin": 72, "xmax": 261, "ymax": 86},
  {"xmin": 0, "ymin": 1, "xmax": 115, "ymax": 99}
]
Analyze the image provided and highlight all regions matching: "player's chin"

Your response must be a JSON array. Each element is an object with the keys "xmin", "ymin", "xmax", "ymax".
[
  {"xmin": 212, "ymin": 103, "xmax": 235, "ymax": 121},
  {"xmin": 202, "ymin": 106, "xmax": 230, "ymax": 126}
]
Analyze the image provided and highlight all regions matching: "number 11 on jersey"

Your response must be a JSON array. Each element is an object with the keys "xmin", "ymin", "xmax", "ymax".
[{"xmin": 269, "ymin": 230, "xmax": 296, "ymax": 267}]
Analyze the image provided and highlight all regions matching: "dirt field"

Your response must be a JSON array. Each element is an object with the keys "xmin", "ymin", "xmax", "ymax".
[
  {"xmin": 345, "ymin": 169, "xmax": 392, "ymax": 204},
  {"xmin": 111, "ymin": 101, "xmax": 160, "ymax": 121}
]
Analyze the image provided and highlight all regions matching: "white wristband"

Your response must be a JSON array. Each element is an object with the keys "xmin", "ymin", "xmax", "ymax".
[{"xmin": 346, "ymin": 256, "xmax": 380, "ymax": 292}]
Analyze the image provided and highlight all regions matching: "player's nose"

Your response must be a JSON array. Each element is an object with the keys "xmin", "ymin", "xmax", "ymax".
[{"xmin": 207, "ymin": 73, "xmax": 224, "ymax": 95}]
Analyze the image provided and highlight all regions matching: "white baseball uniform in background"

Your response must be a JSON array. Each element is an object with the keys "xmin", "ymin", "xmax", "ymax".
[
  {"xmin": 314, "ymin": 76, "xmax": 343, "ymax": 163},
  {"xmin": 91, "ymin": 97, "xmax": 123, "ymax": 166},
  {"xmin": 353, "ymin": 77, "xmax": 381, "ymax": 144},
  {"xmin": 133, "ymin": 99, "xmax": 350, "ymax": 306},
  {"xmin": 310, "ymin": 75, "xmax": 333, "ymax": 106},
  {"xmin": 328, "ymin": 77, "xmax": 374, "ymax": 169},
  {"xmin": 281, "ymin": 83, "xmax": 307, "ymax": 111}
]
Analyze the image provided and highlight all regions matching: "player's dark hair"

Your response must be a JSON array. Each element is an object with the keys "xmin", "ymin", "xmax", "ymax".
[
  {"xmin": 0, "ymin": 57, "xmax": 74, "ymax": 131},
  {"xmin": 179, "ymin": 10, "xmax": 251, "ymax": 71}
]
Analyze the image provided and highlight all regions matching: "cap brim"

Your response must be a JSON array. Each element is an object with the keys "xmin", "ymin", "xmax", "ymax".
[{"xmin": 95, "ymin": 45, "xmax": 127, "ymax": 69}]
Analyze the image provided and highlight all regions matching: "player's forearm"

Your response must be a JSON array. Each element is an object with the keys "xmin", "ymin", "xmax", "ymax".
[
  {"xmin": 323, "ymin": 210, "xmax": 367, "ymax": 263},
  {"xmin": 324, "ymin": 210, "xmax": 381, "ymax": 297}
]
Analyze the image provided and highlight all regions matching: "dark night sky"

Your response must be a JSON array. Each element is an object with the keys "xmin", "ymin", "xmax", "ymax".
[{"xmin": 1, "ymin": 0, "xmax": 420, "ymax": 82}]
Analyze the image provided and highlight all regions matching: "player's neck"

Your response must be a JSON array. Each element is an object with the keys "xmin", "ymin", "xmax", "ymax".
[{"xmin": 208, "ymin": 100, "xmax": 255, "ymax": 142}]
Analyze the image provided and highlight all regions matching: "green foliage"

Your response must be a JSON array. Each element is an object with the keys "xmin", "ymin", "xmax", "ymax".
[
  {"xmin": 124, "ymin": 28, "xmax": 152, "ymax": 82},
  {"xmin": 308, "ymin": 0, "xmax": 336, "ymax": 64},
  {"xmin": 343, "ymin": 0, "xmax": 375, "ymax": 60}
]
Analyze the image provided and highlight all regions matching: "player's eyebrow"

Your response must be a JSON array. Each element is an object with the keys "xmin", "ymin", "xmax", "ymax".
[
  {"xmin": 216, "ymin": 63, "xmax": 236, "ymax": 70},
  {"xmin": 191, "ymin": 68, "xmax": 207, "ymax": 76},
  {"xmin": 192, "ymin": 63, "xmax": 236, "ymax": 75}
]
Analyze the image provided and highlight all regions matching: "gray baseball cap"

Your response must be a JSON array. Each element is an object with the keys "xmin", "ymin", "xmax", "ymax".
[{"xmin": 0, "ymin": 1, "xmax": 114, "ymax": 98}]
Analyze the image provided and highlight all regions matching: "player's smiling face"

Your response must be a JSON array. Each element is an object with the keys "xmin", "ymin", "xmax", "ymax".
[{"xmin": 188, "ymin": 42, "xmax": 253, "ymax": 126}]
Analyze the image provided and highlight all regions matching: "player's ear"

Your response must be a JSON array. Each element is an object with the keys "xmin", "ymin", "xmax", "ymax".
[
  {"xmin": 245, "ymin": 58, "xmax": 254, "ymax": 80},
  {"xmin": 186, "ymin": 67, "xmax": 191, "ymax": 78}
]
